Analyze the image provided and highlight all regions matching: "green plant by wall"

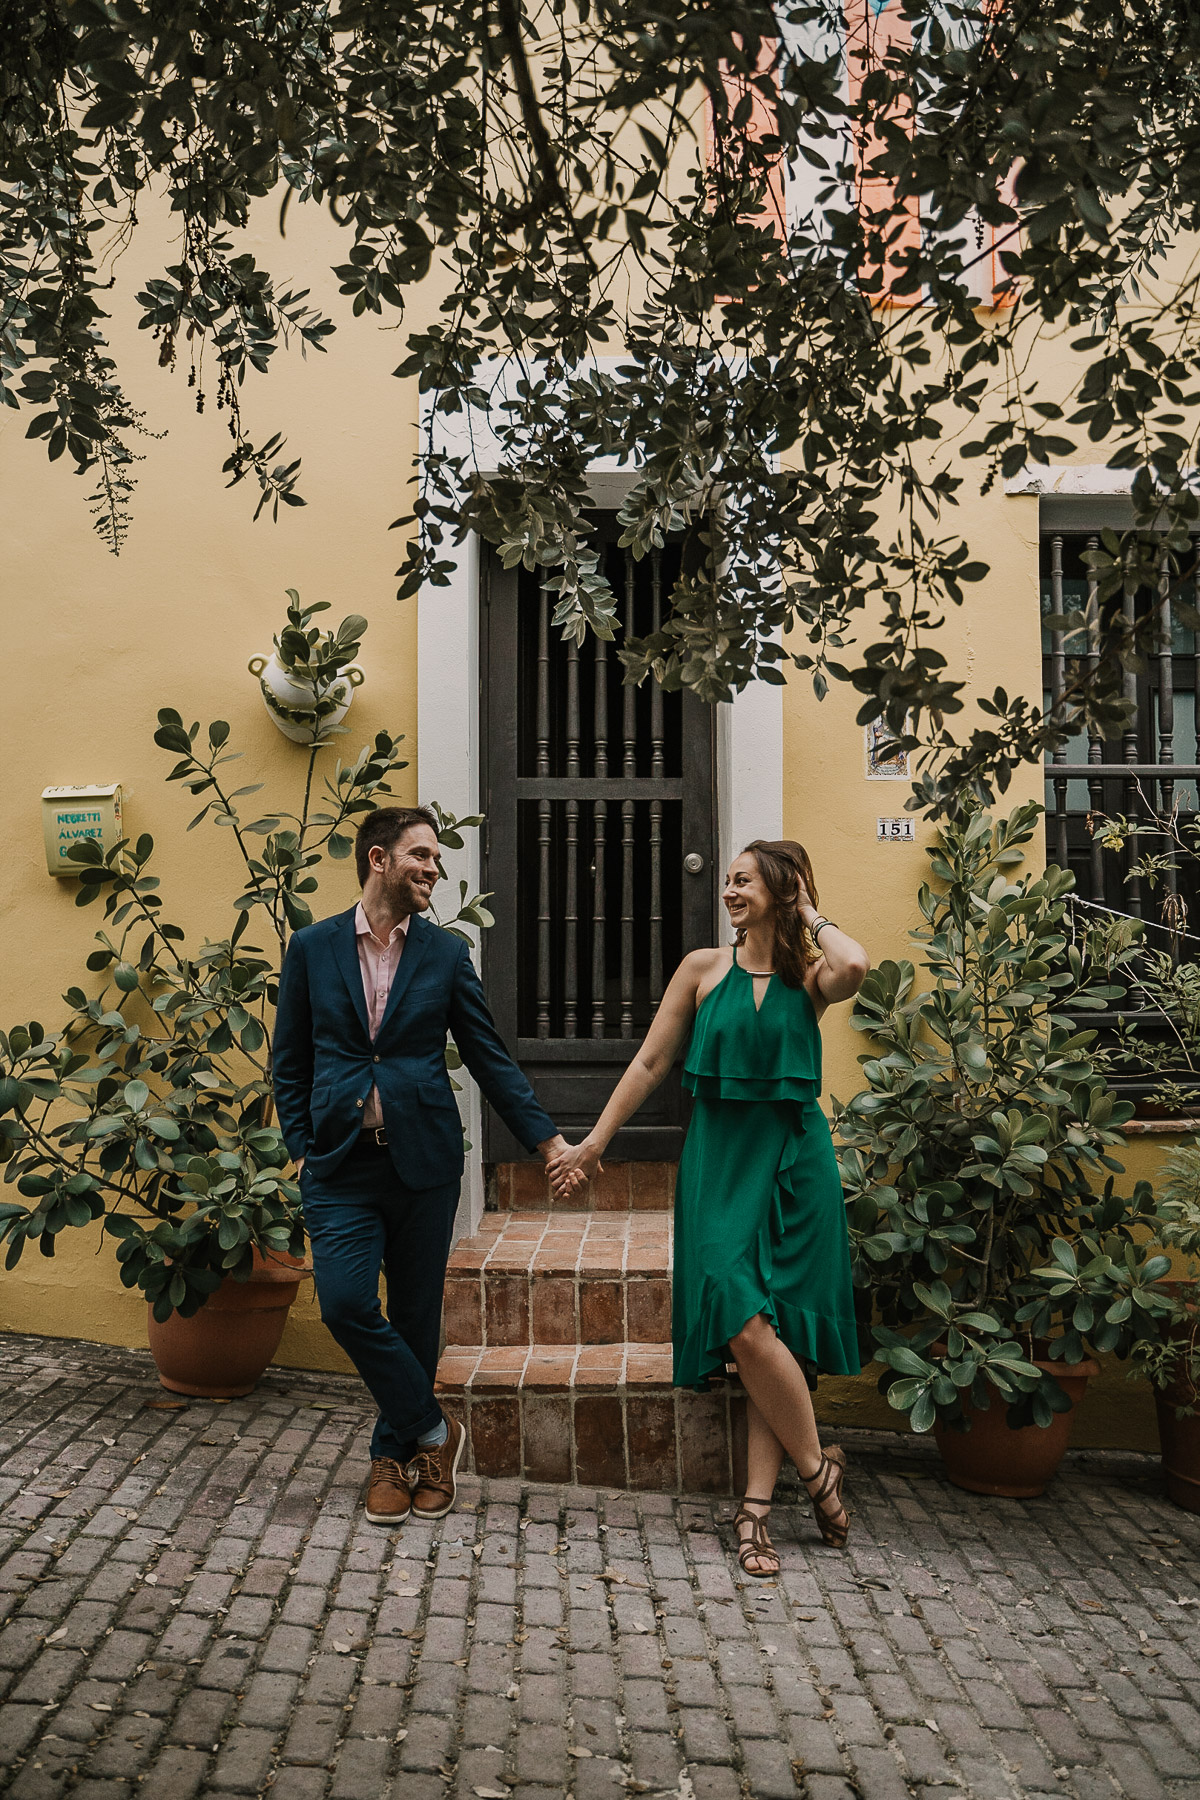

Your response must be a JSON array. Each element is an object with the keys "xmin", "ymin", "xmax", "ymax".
[
  {"xmin": 1083, "ymin": 798, "xmax": 1200, "ymax": 1113},
  {"xmin": 1036, "ymin": 1141, "xmax": 1200, "ymax": 1416},
  {"xmin": 836, "ymin": 801, "xmax": 1173, "ymax": 1434},
  {"xmin": 0, "ymin": 597, "xmax": 490, "ymax": 1321}
]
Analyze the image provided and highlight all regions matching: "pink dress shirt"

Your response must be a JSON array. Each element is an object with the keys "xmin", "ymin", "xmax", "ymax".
[{"xmin": 355, "ymin": 902, "xmax": 410, "ymax": 1128}]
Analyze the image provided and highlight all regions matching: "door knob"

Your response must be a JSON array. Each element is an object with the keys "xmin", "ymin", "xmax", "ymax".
[{"xmin": 683, "ymin": 852, "xmax": 705, "ymax": 875}]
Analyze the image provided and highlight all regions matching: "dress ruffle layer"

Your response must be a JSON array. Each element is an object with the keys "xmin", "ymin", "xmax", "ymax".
[
  {"xmin": 684, "ymin": 971, "xmax": 821, "ymax": 1097},
  {"xmin": 673, "ymin": 1277, "xmax": 863, "ymax": 1391},
  {"xmin": 683, "ymin": 1072, "xmax": 820, "ymax": 1105}
]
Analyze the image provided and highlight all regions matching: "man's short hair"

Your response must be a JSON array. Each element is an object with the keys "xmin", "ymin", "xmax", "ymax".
[{"xmin": 355, "ymin": 806, "xmax": 440, "ymax": 885}]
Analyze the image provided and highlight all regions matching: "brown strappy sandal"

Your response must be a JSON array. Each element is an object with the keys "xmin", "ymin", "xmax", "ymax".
[
  {"xmin": 733, "ymin": 1497, "xmax": 780, "ymax": 1581},
  {"xmin": 799, "ymin": 1446, "xmax": 849, "ymax": 1549}
]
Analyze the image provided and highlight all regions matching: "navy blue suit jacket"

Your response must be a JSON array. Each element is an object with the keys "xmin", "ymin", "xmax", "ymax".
[{"xmin": 273, "ymin": 907, "xmax": 557, "ymax": 1190}]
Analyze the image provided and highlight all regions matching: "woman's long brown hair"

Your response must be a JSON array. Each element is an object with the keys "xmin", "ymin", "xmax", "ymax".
[{"xmin": 737, "ymin": 840, "xmax": 820, "ymax": 988}]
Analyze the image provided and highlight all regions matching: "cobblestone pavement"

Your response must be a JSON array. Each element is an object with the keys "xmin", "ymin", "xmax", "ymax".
[{"xmin": 2, "ymin": 1335, "xmax": 1200, "ymax": 1800}]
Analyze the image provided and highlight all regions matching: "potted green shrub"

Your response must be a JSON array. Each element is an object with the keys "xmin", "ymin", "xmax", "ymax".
[
  {"xmin": 836, "ymin": 801, "xmax": 1167, "ymax": 1495},
  {"xmin": 0, "ymin": 594, "xmax": 490, "ymax": 1396}
]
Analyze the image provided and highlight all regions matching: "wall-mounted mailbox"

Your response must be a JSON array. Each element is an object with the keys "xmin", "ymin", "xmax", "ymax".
[{"xmin": 41, "ymin": 784, "xmax": 123, "ymax": 877}]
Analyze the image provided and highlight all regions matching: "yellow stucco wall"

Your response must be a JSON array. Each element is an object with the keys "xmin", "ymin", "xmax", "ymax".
[{"xmin": 0, "ymin": 198, "xmax": 418, "ymax": 1369}]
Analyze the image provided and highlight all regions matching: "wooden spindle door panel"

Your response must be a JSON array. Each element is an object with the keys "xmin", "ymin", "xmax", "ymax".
[{"xmin": 480, "ymin": 522, "xmax": 718, "ymax": 1161}]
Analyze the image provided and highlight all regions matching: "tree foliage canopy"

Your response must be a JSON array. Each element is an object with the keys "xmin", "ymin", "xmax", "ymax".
[{"xmin": 6, "ymin": 0, "xmax": 1200, "ymax": 808}]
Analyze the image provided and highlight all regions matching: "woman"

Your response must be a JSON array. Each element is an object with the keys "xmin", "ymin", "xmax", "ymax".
[{"xmin": 548, "ymin": 841, "xmax": 869, "ymax": 1575}]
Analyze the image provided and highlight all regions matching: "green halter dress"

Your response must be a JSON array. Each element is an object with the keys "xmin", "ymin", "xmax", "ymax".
[{"xmin": 672, "ymin": 947, "xmax": 861, "ymax": 1391}]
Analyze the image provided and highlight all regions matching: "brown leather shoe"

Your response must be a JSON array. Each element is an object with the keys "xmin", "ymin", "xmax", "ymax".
[
  {"xmin": 365, "ymin": 1456, "xmax": 411, "ymax": 1526},
  {"xmin": 409, "ymin": 1417, "xmax": 465, "ymax": 1519}
]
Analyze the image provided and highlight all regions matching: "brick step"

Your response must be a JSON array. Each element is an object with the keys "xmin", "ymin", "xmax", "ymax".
[
  {"xmin": 492, "ymin": 1160, "xmax": 674, "ymax": 1211},
  {"xmin": 444, "ymin": 1210, "xmax": 672, "ymax": 1346},
  {"xmin": 434, "ymin": 1342, "xmax": 745, "ymax": 1493}
]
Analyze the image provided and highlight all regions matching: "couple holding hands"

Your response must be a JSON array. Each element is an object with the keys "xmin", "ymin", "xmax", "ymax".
[{"xmin": 274, "ymin": 808, "xmax": 868, "ymax": 1579}]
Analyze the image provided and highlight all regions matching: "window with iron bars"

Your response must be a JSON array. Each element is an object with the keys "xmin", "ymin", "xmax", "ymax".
[{"xmin": 1041, "ymin": 530, "xmax": 1200, "ymax": 1108}]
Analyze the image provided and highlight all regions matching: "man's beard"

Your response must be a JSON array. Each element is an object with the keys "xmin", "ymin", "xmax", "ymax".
[{"xmin": 387, "ymin": 868, "xmax": 432, "ymax": 914}]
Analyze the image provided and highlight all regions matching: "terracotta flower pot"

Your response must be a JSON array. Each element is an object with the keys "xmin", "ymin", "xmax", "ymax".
[
  {"xmin": 1152, "ymin": 1280, "xmax": 1200, "ymax": 1514},
  {"xmin": 147, "ymin": 1248, "xmax": 310, "ymax": 1398},
  {"xmin": 931, "ymin": 1346, "xmax": 1099, "ymax": 1498}
]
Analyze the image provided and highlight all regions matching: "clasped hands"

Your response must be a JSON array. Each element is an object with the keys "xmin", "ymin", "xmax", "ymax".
[{"xmin": 538, "ymin": 1133, "xmax": 603, "ymax": 1199}]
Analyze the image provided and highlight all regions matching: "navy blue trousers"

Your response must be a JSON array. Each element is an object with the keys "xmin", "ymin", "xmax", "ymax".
[{"xmin": 302, "ymin": 1139, "xmax": 457, "ymax": 1460}]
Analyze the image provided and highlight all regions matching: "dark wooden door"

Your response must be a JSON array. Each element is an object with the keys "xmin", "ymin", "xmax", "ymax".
[{"xmin": 481, "ymin": 519, "xmax": 718, "ymax": 1160}]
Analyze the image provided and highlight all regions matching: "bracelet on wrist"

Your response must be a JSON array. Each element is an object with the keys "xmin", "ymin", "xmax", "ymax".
[{"xmin": 812, "ymin": 917, "xmax": 839, "ymax": 943}]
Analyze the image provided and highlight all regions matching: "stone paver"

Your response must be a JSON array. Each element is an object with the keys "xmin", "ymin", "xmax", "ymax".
[{"xmin": 1, "ymin": 1332, "xmax": 1199, "ymax": 1799}]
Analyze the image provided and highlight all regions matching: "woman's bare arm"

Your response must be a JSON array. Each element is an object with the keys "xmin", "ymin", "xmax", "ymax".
[
  {"xmin": 547, "ymin": 949, "xmax": 723, "ymax": 1188},
  {"xmin": 796, "ymin": 882, "xmax": 869, "ymax": 1014},
  {"xmin": 808, "ymin": 921, "xmax": 870, "ymax": 1006}
]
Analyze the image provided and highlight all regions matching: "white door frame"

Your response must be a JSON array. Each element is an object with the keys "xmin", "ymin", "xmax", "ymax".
[{"xmin": 417, "ymin": 374, "xmax": 782, "ymax": 1239}]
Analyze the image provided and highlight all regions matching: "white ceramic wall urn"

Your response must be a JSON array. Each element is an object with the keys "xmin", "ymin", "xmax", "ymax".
[{"xmin": 248, "ymin": 651, "xmax": 364, "ymax": 744}]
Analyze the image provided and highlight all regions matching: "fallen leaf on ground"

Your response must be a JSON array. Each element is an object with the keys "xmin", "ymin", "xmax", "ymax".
[
  {"xmin": 924, "ymin": 1719, "xmax": 940, "ymax": 1733},
  {"xmin": 89, "ymin": 1703, "xmax": 112, "ymax": 1712},
  {"xmin": 601, "ymin": 1568, "xmax": 648, "ymax": 1588},
  {"xmin": 332, "ymin": 1642, "xmax": 352, "ymax": 1655},
  {"xmin": 144, "ymin": 1400, "xmax": 188, "ymax": 1410},
  {"xmin": 472, "ymin": 1788, "xmax": 510, "ymax": 1798},
  {"xmin": 568, "ymin": 1747, "xmax": 594, "ymax": 1758},
  {"xmin": 45, "ymin": 1627, "xmax": 67, "ymax": 1643}
]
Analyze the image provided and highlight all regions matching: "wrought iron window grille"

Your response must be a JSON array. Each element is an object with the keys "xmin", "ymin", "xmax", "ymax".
[{"xmin": 1042, "ymin": 530, "xmax": 1200, "ymax": 931}]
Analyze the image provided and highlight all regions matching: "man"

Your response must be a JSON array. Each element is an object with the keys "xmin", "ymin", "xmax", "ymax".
[{"xmin": 273, "ymin": 806, "xmax": 567, "ymax": 1526}]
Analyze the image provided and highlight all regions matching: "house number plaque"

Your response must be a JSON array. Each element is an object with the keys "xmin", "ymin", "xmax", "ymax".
[{"xmin": 876, "ymin": 816, "xmax": 916, "ymax": 842}]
